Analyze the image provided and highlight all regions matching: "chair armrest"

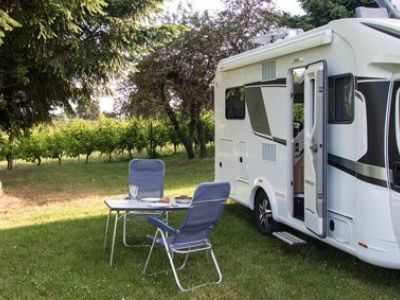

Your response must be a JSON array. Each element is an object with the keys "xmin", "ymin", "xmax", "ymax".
[{"xmin": 147, "ymin": 216, "xmax": 176, "ymax": 233}]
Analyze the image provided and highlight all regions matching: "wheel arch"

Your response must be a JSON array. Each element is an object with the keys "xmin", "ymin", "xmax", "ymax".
[{"xmin": 250, "ymin": 177, "xmax": 279, "ymax": 220}]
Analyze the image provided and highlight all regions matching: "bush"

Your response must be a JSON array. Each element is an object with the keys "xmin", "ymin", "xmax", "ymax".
[
  {"xmin": 45, "ymin": 129, "xmax": 65, "ymax": 165},
  {"xmin": 17, "ymin": 130, "xmax": 47, "ymax": 166},
  {"xmin": 95, "ymin": 117, "xmax": 119, "ymax": 161},
  {"xmin": 0, "ymin": 111, "xmax": 216, "ymax": 168},
  {"xmin": 146, "ymin": 120, "xmax": 168, "ymax": 158},
  {"xmin": 64, "ymin": 120, "xmax": 97, "ymax": 163},
  {"xmin": 203, "ymin": 111, "xmax": 215, "ymax": 145}
]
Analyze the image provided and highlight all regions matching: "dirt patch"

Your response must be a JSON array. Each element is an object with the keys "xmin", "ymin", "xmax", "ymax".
[
  {"xmin": 0, "ymin": 192, "xmax": 124, "ymax": 215},
  {"xmin": 0, "ymin": 194, "xmax": 29, "ymax": 213}
]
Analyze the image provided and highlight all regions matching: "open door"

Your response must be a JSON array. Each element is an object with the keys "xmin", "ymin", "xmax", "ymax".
[{"xmin": 304, "ymin": 61, "xmax": 328, "ymax": 237}]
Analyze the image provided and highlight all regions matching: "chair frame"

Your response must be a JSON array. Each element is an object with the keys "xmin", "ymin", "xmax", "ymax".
[
  {"xmin": 142, "ymin": 196, "xmax": 228, "ymax": 292},
  {"xmin": 122, "ymin": 211, "xmax": 167, "ymax": 247}
]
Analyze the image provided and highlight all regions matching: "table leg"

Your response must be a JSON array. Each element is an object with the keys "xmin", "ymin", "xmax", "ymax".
[
  {"xmin": 103, "ymin": 210, "xmax": 111, "ymax": 252},
  {"xmin": 165, "ymin": 211, "xmax": 169, "ymax": 237},
  {"xmin": 109, "ymin": 211, "xmax": 119, "ymax": 266}
]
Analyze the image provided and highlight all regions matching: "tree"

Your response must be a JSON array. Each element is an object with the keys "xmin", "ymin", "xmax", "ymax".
[
  {"xmin": 120, "ymin": 119, "xmax": 143, "ymax": 158},
  {"xmin": 64, "ymin": 120, "xmax": 96, "ymax": 163},
  {"xmin": 0, "ymin": 0, "xmax": 175, "ymax": 139},
  {"xmin": 0, "ymin": 9, "xmax": 20, "ymax": 45},
  {"xmin": 125, "ymin": 0, "xmax": 282, "ymax": 159},
  {"xmin": 95, "ymin": 117, "xmax": 119, "ymax": 161},
  {"xmin": 45, "ymin": 129, "xmax": 66, "ymax": 165},
  {"xmin": 146, "ymin": 120, "xmax": 168, "ymax": 158},
  {"xmin": 17, "ymin": 130, "xmax": 47, "ymax": 166},
  {"xmin": 287, "ymin": 0, "xmax": 378, "ymax": 30}
]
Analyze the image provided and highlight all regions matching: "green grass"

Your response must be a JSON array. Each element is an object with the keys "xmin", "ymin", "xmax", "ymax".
[{"xmin": 1, "ymin": 152, "xmax": 400, "ymax": 299}]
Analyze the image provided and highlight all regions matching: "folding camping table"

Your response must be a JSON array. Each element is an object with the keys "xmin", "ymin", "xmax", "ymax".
[{"xmin": 103, "ymin": 199, "xmax": 190, "ymax": 266}]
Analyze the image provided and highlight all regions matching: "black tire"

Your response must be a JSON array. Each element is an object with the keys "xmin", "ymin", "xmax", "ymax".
[{"xmin": 254, "ymin": 189, "xmax": 281, "ymax": 235}]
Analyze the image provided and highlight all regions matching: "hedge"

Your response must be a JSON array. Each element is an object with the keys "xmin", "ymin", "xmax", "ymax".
[{"xmin": 0, "ymin": 115, "xmax": 215, "ymax": 167}]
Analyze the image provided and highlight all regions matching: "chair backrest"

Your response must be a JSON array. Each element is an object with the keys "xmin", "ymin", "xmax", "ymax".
[
  {"xmin": 129, "ymin": 159, "xmax": 165, "ymax": 199},
  {"xmin": 171, "ymin": 182, "xmax": 230, "ymax": 247}
]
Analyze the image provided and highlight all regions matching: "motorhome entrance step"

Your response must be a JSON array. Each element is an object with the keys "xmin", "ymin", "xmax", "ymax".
[{"xmin": 272, "ymin": 231, "xmax": 307, "ymax": 246}]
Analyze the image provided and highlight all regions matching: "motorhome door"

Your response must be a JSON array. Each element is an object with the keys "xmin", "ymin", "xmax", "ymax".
[{"xmin": 303, "ymin": 62, "xmax": 327, "ymax": 237}]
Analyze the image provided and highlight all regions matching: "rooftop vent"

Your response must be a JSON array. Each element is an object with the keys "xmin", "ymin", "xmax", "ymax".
[
  {"xmin": 252, "ymin": 28, "xmax": 304, "ymax": 46},
  {"xmin": 355, "ymin": 7, "xmax": 389, "ymax": 18}
]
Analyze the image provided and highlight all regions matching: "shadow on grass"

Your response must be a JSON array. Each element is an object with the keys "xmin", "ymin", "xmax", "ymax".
[{"xmin": 1, "ymin": 204, "xmax": 400, "ymax": 299}]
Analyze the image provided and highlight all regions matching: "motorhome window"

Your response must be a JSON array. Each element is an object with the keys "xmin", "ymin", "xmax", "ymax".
[
  {"xmin": 328, "ymin": 75, "xmax": 354, "ymax": 123},
  {"xmin": 225, "ymin": 87, "xmax": 245, "ymax": 119},
  {"xmin": 245, "ymin": 87, "xmax": 270, "ymax": 136}
]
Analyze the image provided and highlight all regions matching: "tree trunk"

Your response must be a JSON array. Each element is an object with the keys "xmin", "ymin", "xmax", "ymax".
[
  {"xmin": 36, "ymin": 157, "xmax": 41, "ymax": 166},
  {"xmin": 162, "ymin": 96, "xmax": 195, "ymax": 160},
  {"xmin": 6, "ymin": 134, "xmax": 14, "ymax": 171},
  {"xmin": 173, "ymin": 143, "xmax": 177, "ymax": 153},
  {"xmin": 128, "ymin": 148, "xmax": 132, "ymax": 159},
  {"xmin": 108, "ymin": 152, "xmax": 112, "ymax": 162},
  {"xmin": 196, "ymin": 118, "xmax": 207, "ymax": 158},
  {"xmin": 58, "ymin": 156, "xmax": 62, "ymax": 165},
  {"xmin": 85, "ymin": 153, "xmax": 90, "ymax": 164},
  {"xmin": 6, "ymin": 155, "xmax": 13, "ymax": 171},
  {"xmin": 188, "ymin": 113, "xmax": 196, "ymax": 158}
]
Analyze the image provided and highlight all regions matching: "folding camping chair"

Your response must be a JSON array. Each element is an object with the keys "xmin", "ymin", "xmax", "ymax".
[
  {"xmin": 142, "ymin": 181, "xmax": 230, "ymax": 292},
  {"xmin": 123, "ymin": 159, "xmax": 166, "ymax": 247}
]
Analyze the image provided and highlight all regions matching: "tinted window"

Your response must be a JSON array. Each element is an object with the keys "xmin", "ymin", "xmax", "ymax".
[
  {"xmin": 225, "ymin": 87, "xmax": 245, "ymax": 119},
  {"xmin": 245, "ymin": 87, "xmax": 270, "ymax": 136},
  {"xmin": 329, "ymin": 75, "xmax": 354, "ymax": 123}
]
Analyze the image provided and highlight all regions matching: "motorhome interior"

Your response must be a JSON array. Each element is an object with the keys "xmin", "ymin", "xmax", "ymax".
[{"xmin": 214, "ymin": 4, "xmax": 400, "ymax": 268}]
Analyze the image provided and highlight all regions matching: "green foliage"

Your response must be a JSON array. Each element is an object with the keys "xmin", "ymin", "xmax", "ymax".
[
  {"xmin": 95, "ymin": 117, "xmax": 119, "ymax": 161},
  {"xmin": 293, "ymin": 104, "xmax": 304, "ymax": 123},
  {"xmin": 146, "ymin": 120, "xmax": 168, "ymax": 158},
  {"xmin": 287, "ymin": 0, "xmax": 378, "ymax": 30},
  {"xmin": 17, "ymin": 130, "xmax": 47, "ymax": 166},
  {"xmin": 0, "ymin": 133, "xmax": 8, "ymax": 161},
  {"xmin": 0, "ymin": 115, "xmax": 215, "ymax": 167},
  {"xmin": 0, "ymin": 9, "xmax": 20, "ymax": 45},
  {"xmin": 202, "ymin": 111, "xmax": 215, "ymax": 145},
  {"xmin": 135, "ymin": 121, "xmax": 147, "ymax": 155},
  {"xmin": 126, "ymin": 0, "xmax": 281, "ymax": 159},
  {"xmin": 0, "ymin": 0, "xmax": 176, "ymax": 137},
  {"xmin": 64, "ymin": 120, "xmax": 97, "ymax": 163},
  {"xmin": 119, "ymin": 119, "xmax": 146, "ymax": 157},
  {"xmin": 45, "ymin": 130, "xmax": 66, "ymax": 164}
]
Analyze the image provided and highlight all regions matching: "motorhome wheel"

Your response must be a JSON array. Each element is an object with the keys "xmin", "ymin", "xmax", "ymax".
[{"xmin": 255, "ymin": 190, "xmax": 281, "ymax": 235}]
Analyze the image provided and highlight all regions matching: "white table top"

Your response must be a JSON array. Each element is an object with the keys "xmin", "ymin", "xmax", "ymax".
[{"xmin": 104, "ymin": 199, "xmax": 191, "ymax": 211}]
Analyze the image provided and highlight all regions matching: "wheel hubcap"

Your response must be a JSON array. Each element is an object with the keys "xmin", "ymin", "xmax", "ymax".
[{"xmin": 258, "ymin": 197, "xmax": 272, "ymax": 229}]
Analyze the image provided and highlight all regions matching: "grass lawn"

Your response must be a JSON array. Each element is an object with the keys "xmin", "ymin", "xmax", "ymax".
[{"xmin": 1, "ymin": 152, "xmax": 400, "ymax": 299}]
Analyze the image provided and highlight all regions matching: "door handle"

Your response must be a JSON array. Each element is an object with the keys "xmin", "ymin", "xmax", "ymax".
[
  {"xmin": 305, "ymin": 179, "xmax": 314, "ymax": 186},
  {"xmin": 239, "ymin": 157, "xmax": 243, "ymax": 163},
  {"xmin": 309, "ymin": 143, "xmax": 318, "ymax": 153}
]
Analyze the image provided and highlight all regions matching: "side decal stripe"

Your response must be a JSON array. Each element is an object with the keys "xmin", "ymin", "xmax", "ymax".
[
  {"xmin": 253, "ymin": 131, "xmax": 287, "ymax": 146},
  {"xmin": 328, "ymin": 154, "xmax": 387, "ymax": 188},
  {"xmin": 245, "ymin": 78, "xmax": 287, "ymax": 86}
]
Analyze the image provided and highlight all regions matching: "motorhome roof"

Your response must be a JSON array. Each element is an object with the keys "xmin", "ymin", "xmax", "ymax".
[{"xmin": 217, "ymin": 18, "xmax": 400, "ymax": 72}]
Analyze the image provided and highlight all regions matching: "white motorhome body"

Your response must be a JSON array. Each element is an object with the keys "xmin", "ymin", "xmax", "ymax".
[{"xmin": 214, "ymin": 17, "xmax": 400, "ymax": 269}]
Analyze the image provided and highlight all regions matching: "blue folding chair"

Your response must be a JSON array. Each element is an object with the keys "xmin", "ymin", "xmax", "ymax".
[
  {"xmin": 123, "ymin": 159, "xmax": 166, "ymax": 247},
  {"xmin": 142, "ymin": 182, "xmax": 230, "ymax": 292}
]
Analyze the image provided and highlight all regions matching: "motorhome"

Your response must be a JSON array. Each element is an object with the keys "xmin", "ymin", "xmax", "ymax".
[{"xmin": 214, "ymin": 3, "xmax": 400, "ymax": 268}]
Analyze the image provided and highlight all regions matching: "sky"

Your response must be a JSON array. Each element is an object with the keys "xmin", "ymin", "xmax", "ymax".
[
  {"xmin": 100, "ymin": 0, "xmax": 304, "ymax": 112},
  {"xmin": 163, "ymin": 0, "xmax": 304, "ymax": 16}
]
